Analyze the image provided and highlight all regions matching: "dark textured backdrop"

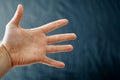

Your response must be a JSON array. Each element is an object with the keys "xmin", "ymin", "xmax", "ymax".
[{"xmin": 0, "ymin": 0, "xmax": 120, "ymax": 80}]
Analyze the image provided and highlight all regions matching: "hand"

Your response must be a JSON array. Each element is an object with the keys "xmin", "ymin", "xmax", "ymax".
[{"xmin": 1, "ymin": 4, "xmax": 76, "ymax": 68}]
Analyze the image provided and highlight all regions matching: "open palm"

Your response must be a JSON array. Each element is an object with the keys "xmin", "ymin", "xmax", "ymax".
[{"xmin": 2, "ymin": 4, "xmax": 76, "ymax": 68}]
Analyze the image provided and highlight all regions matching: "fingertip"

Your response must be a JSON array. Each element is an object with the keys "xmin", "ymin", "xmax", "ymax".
[
  {"xmin": 63, "ymin": 19, "xmax": 69, "ymax": 22},
  {"xmin": 72, "ymin": 33, "xmax": 77, "ymax": 40},
  {"xmin": 18, "ymin": 4, "xmax": 23, "ymax": 7},
  {"xmin": 56, "ymin": 62, "xmax": 65, "ymax": 68},
  {"xmin": 17, "ymin": 4, "xmax": 23, "ymax": 11},
  {"xmin": 62, "ymin": 19, "xmax": 69, "ymax": 24},
  {"xmin": 67, "ymin": 45, "xmax": 74, "ymax": 51},
  {"xmin": 10, "ymin": 4, "xmax": 24, "ymax": 26},
  {"xmin": 58, "ymin": 19, "xmax": 69, "ymax": 25}
]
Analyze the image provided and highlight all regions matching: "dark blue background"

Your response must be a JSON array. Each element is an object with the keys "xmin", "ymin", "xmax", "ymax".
[{"xmin": 0, "ymin": 0, "xmax": 120, "ymax": 80}]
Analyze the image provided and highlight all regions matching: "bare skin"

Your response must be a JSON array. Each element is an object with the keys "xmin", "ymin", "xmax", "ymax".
[{"xmin": 1, "ymin": 4, "xmax": 76, "ymax": 68}]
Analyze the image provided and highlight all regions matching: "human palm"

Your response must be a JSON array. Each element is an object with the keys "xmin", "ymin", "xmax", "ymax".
[{"xmin": 2, "ymin": 4, "xmax": 76, "ymax": 68}]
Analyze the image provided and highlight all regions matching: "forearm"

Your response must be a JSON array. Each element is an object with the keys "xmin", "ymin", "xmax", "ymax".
[{"xmin": 0, "ymin": 44, "xmax": 12, "ymax": 78}]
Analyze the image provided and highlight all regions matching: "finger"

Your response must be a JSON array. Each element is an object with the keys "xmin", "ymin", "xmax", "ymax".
[
  {"xmin": 41, "ymin": 57, "xmax": 65, "ymax": 68},
  {"xmin": 9, "ymin": 4, "xmax": 24, "ymax": 26},
  {"xmin": 47, "ymin": 45, "xmax": 73, "ymax": 53},
  {"xmin": 33, "ymin": 19, "xmax": 68, "ymax": 33},
  {"xmin": 47, "ymin": 33, "xmax": 77, "ymax": 44}
]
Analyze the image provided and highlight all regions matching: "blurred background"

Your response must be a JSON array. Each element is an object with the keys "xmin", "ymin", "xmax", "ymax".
[{"xmin": 0, "ymin": 0, "xmax": 120, "ymax": 80}]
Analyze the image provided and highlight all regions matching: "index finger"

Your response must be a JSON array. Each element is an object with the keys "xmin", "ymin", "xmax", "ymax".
[{"xmin": 36, "ymin": 19, "xmax": 68, "ymax": 33}]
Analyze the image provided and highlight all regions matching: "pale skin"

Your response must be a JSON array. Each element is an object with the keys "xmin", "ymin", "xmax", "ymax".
[{"xmin": 1, "ymin": 4, "xmax": 76, "ymax": 69}]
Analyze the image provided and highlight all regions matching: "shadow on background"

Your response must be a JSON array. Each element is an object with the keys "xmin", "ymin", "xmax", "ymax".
[{"xmin": 0, "ymin": 0, "xmax": 120, "ymax": 80}]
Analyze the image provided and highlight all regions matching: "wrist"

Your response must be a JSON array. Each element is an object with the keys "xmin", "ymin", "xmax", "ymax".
[{"xmin": 0, "ymin": 44, "xmax": 12, "ymax": 78}]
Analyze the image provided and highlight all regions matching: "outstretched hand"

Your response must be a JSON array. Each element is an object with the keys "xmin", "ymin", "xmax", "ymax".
[{"xmin": 1, "ymin": 4, "xmax": 76, "ymax": 68}]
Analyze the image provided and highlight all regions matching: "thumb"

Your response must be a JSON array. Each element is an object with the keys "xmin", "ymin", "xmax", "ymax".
[{"xmin": 9, "ymin": 4, "xmax": 24, "ymax": 26}]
